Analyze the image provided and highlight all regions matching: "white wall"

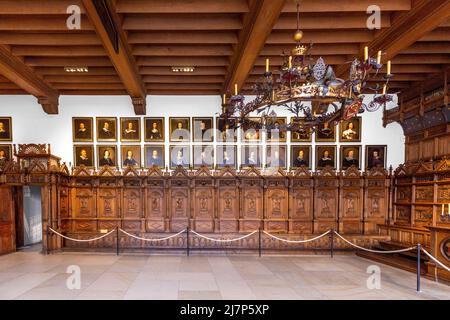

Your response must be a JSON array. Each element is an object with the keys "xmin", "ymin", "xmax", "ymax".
[{"xmin": 0, "ymin": 94, "xmax": 405, "ymax": 170}]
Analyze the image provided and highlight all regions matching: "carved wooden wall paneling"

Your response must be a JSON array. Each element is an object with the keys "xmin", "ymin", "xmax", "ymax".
[
  {"xmin": 364, "ymin": 167, "xmax": 390, "ymax": 234},
  {"xmin": 215, "ymin": 167, "xmax": 239, "ymax": 233},
  {"xmin": 339, "ymin": 168, "xmax": 363, "ymax": 234},
  {"xmin": 289, "ymin": 170, "xmax": 313, "ymax": 234},
  {"xmin": 314, "ymin": 168, "xmax": 339, "ymax": 233},
  {"xmin": 239, "ymin": 170, "xmax": 264, "ymax": 232},
  {"xmin": 0, "ymin": 186, "xmax": 15, "ymax": 254},
  {"xmin": 264, "ymin": 173, "xmax": 289, "ymax": 233}
]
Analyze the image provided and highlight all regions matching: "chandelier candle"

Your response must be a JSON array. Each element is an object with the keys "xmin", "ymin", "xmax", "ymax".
[
  {"xmin": 377, "ymin": 51, "xmax": 382, "ymax": 65},
  {"xmin": 234, "ymin": 84, "xmax": 238, "ymax": 96},
  {"xmin": 266, "ymin": 59, "xmax": 270, "ymax": 73},
  {"xmin": 387, "ymin": 60, "xmax": 392, "ymax": 75},
  {"xmin": 364, "ymin": 46, "xmax": 369, "ymax": 61}
]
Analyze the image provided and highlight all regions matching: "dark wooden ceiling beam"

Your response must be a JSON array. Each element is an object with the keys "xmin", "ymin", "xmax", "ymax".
[
  {"xmin": 419, "ymin": 28, "xmax": 450, "ymax": 41},
  {"xmin": 24, "ymin": 57, "xmax": 113, "ymax": 67},
  {"xmin": 282, "ymin": 0, "xmax": 411, "ymax": 12},
  {"xmin": 140, "ymin": 66, "xmax": 227, "ymax": 76},
  {"xmin": 133, "ymin": 45, "xmax": 234, "ymax": 57},
  {"xmin": 11, "ymin": 46, "xmax": 107, "ymax": 56},
  {"xmin": 35, "ymin": 67, "xmax": 117, "ymax": 75},
  {"xmin": 128, "ymin": 31, "xmax": 238, "ymax": 44},
  {"xmin": 116, "ymin": 0, "xmax": 249, "ymax": 13},
  {"xmin": 0, "ymin": 0, "xmax": 85, "ymax": 14},
  {"xmin": 0, "ymin": 15, "xmax": 93, "ymax": 30},
  {"xmin": 335, "ymin": 0, "xmax": 450, "ymax": 78},
  {"xmin": 137, "ymin": 56, "xmax": 229, "ymax": 67},
  {"xmin": 44, "ymin": 75, "xmax": 122, "ymax": 83},
  {"xmin": 0, "ymin": 44, "xmax": 59, "ymax": 114},
  {"xmin": 82, "ymin": 0, "xmax": 147, "ymax": 115},
  {"xmin": 0, "ymin": 33, "xmax": 102, "ymax": 45},
  {"xmin": 142, "ymin": 75, "xmax": 224, "ymax": 84},
  {"xmin": 267, "ymin": 30, "xmax": 373, "ymax": 44},
  {"xmin": 223, "ymin": 0, "xmax": 285, "ymax": 94},
  {"xmin": 123, "ymin": 14, "xmax": 242, "ymax": 31},
  {"xmin": 274, "ymin": 14, "xmax": 391, "ymax": 30}
]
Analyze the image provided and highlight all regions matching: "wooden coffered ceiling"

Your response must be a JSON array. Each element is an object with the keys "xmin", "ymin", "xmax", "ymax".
[{"xmin": 0, "ymin": 0, "xmax": 448, "ymax": 114}]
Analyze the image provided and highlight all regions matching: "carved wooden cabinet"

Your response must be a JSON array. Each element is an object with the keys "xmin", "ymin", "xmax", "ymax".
[
  {"xmin": 192, "ymin": 167, "xmax": 215, "ymax": 232},
  {"xmin": 215, "ymin": 167, "xmax": 239, "ymax": 232},
  {"xmin": 264, "ymin": 169, "xmax": 288, "ymax": 233},
  {"xmin": 289, "ymin": 167, "xmax": 314, "ymax": 234},
  {"xmin": 239, "ymin": 167, "xmax": 263, "ymax": 232},
  {"xmin": 314, "ymin": 168, "xmax": 338, "ymax": 233}
]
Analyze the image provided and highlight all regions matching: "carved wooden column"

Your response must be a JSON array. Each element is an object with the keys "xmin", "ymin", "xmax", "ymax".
[
  {"xmin": 168, "ymin": 166, "xmax": 191, "ymax": 231},
  {"xmin": 339, "ymin": 167, "xmax": 363, "ymax": 234},
  {"xmin": 289, "ymin": 167, "xmax": 313, "ymax": 234},
  {"xmin": 239, "ymin": 167, "xmax": 263, "ymax": 232},
  {"xmin": 192, "ymin": 166, "xmax": 215, "ymax": 232},
  {"xmin": 215, "ymin": 167, "xmax": 239, "ymax": 233},
  {"xmin": 145, "ymin": 166, "xmax": 167, "ymax": 232},
  {"xmin": 264, "ymin": 168, "xmax": 288, "ymax": 233},
  {"xmin": 313, "ymin": 167, "xmax": 338, "ymax": 233}
]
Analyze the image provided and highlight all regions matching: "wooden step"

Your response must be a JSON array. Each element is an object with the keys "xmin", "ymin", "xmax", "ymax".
[{"xmin": 356, "ymin": 251, "xmax": 427, "ymax": 275}]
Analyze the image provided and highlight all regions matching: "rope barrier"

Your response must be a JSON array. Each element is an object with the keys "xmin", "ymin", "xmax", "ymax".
[
  {"xmin": 263, "ymin": 230, "xmax": 331, "ymax": 244},
  {"xmin": 421, "ymin": 248, "xmax": 450, "ymax": 272},
  {"xmin": 190, "ymin": 229, "xmax": 258, "ymax": 242},
  {"xmin": 333, "ymin": 231, "xmax": 417, "ymax": 254},
  {"xmin": 49, "ymin": 227, "xmax": 116, "ymax": 242},
  {"xmin": 119, "ymin": 228, "xmax": 186, "ymax": 242}
]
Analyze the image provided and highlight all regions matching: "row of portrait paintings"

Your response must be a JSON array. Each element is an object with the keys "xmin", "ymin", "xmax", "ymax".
[
  {"xmin": 0, "ymin": 117, "xmax": 12, "ymax": 142},
  {"xmin": 73, "ymin": 144, "xmax": 387, "ymax": 171},
  {"xmin": 72, "ymin": 117, "xmax": 363, "ymax": 143}
]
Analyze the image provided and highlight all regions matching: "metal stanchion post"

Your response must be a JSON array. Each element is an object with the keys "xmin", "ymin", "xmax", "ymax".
[
  {"xmin": 186, "ymin": 227, "xmax": 190, "ymax": 257},
  {"xmin": 116, "ymin": 227, "xmax": 120, "ymax": 256},
  {"xmin": 417, "ymin": 243, "xmax": 421, "ymax": 293},
  {"xmin": 258, "ymin": 228, "xmax": 262, "ymax": 257},
  {"xmin": 330, "ymin": 229, "xmax": 334, "ymax": 258}
]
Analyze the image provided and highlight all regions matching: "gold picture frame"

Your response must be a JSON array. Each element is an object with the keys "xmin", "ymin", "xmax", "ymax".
[
  {"xmin": 169, "ymin": 117, "xmax": 190, "ymax": 142},
  {"xmin": 339, "ymin": 117, "xmax": 362, "ymax": 142},
  {"xmin": 144, "ymin": 117, "xmax": 165, "ymax": 142},
  {"xmin": 96, "ymin": 117, "xmax": 117, "ymax": 142},
  {"xmin": 97, "ymin": 145, "xmax": 117, "ymax": 168},
  {"xmin": 216, "ymin": 145, "xmax": 237, "ymax": 168},
  {"xmin": 0, "ymin": 144, "xmax": 12, "ymax": 164},
  {"xmin": 192, "ymin": 117, "xmax": 214, "ymax": 142},
  {"xmin": 266, "ymin": 145, "xmax": 287, "ymax": 169},
  {"xmin": 315, "ymin": 121, "xmax": 336, "ymax": 142},
  {"xmin": 316, "ymin": 145, "xmax": 337, "ymax": 170},
  {"xmin": 340, "ymin": 145, "xmax": 361, "ymax": 170},
  {"xmin": 169, "ymin": 145, "xmax": 190, "ymax": 169},
  {"xmin": 365, "ymin": 145, "xmax": 387, "ymax": 170},
  {"xmin": 0, "ymin": 117, "xmax": 12, "ymax": 142},
  {"xmin": 73, "ymin": 145, "xmax": 95, "ymax": 168},
  {"xmin": 291, "ymin": 145, "xmax": 312, "ymax": 169},
  {"xmin": 121, "ymin": 145, "xmax": 142, "ymax": 168},
  {"xmin": 120, "ymin": 117, "xmax": 141, "ymax": 142},
  {"xmin": 216, "ymin": 117, "xmax": 237, "ymax": 142},
  {"xmin": 266, "ymin": 117, "xmax": 287, "ymax": 142},
  {"xmin": 73, "ymin": 117, "xmax": 93, "ymax": 142},
  {"xmin": 144, "ymin": 145, "xmax": 165, "ymax": 168}
]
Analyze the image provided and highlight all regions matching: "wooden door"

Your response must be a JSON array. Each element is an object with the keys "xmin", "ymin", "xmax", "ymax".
[{"xmin": 0, "ymin": 186, "xmax": 15, "ymax": 254}]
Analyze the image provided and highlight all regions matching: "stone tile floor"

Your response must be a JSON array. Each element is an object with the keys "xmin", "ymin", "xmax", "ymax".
[{"xmin": 0, "ymin": 250, "xmax": 448, "ymax": 300}]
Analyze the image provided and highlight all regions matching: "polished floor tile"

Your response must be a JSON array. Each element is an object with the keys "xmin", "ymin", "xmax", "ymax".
[{"xmin": 0, "ymin": 251, "xmax": 448, "ymax": 300}]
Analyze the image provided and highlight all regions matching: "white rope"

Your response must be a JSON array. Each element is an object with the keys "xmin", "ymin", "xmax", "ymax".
[
  {"xmin": 263, "ymin": 230, "xmax": 331, "ymax": 243},
  {"xmin": 190, "ymin": 229, "xmax": 258, "ymax": 242},
  {"xmin": 119, "ymin": 228, "xmax": 186, "ymax": 242},
  {"xmin": 49, "ymin": 227, "xmax": 116, "ymax": 242},
  {"xmin": 421, "ymin": 248, "xmax": 450, "ymax": 272},
  {"xmin": 334, "ymin": 231, "xmax": 417, "ymax": 254}
]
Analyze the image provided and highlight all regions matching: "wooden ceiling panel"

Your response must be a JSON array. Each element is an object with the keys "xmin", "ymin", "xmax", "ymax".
[
  {"xmin": 122, "ymin": 14, "xmax": 243, "ymax": 31},
  {"xmin": 0, "ymin": 0, "xmax": 447, "ymax": 99},
  {"xmin": 116, "ymin": 0, "xmax": 249, "ymax": 14}
]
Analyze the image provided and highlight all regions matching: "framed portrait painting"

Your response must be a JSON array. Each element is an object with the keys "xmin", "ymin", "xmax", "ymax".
[
  {"xmin": 121, "ymin": 145, "xmax": 141, "ymax": 168},
  {"xmin": 0, "ymin": 144, "xmax": 12, "ymax": 165},
  {"xmin": 340, "ymin": 117, "xmax": 361, "ymax": 142},
  {"xmin": 120, "ymin": 117, "xmax": 141, "ymax": 142},
  {"xmin": 144, "ymin": 117, "xmax": 164, "ymax": 142},
  {"xmin": 291, "ymin": 145, "xmax": 312, "ymax": 169},
  {"xmin": 96, "ymin": 117, "xmax": 117, "ymax": 142},
  {"xmin": 0, "ymin": 117, "xmax": 12, "ymax": 141},
  {"xmin": 73, "ymin": 145, "xmax": 94, "ymax": 168},
  {"xmin": 266, "ymin": 117, "xmax": 287, "ymax": 142},
  {"xmin": 266, "ymin": 145, "xmax": 287, "ymax": 169},
  {"xmin": 169, "ymin": 145, "xmax": 190, "ymax": 169},
  {"xmin": 192, "ymin": 117, "xmax": 213, "ymax": 142},
  {"xmin": 97, "ymin": 145, "xmax": 117, "ymax": 168},
  {"xmin": 144, "ymin": 145, "xmax": 165, "ymax": 168},
  {"xmin": 365, "ymin": 145, "xmax": 387, "ymax": 170},
  {"xmin": 291, "ymin": 127, "xmax": 312, "ymax": 142},
  {"xmin": 340, "ymin": 145, "xmax": 361, "ymax": 170},
  {"xmin": 216, "ymin": 118, "xmax": 237, "ymax": 142},
  {"xmin": 242, "ymin": 117, "xmax": 261, "ymax": 142},
  {"xmin": 73, "ymin": 117, "xmax": 93, "ymax": 142},
  {"xmin": 169, "ymin": 117, "xmax": 190, "ymax": 142},
  {"xmin": 216, "ymin": 145, "xmax": 237, "ymax": 168},
  {"xmin": 316, "ymin": 145, "xmax": 336, "ymax": 170},
  {"xmin": 315, "ymin": 121, "xmax": 336, "ymax": 142},
  {"xmin": 240, "ymin": 145, "xmax": 261, "ymax": 168},
  {"xmin": 193, "ymin": 145, "xmax": 214, "ymax": 168}
]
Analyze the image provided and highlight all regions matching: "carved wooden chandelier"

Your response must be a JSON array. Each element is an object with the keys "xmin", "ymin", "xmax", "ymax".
[{"xmin": 220, "ymin": 2, "xmax": 394, "ymax": 132}]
